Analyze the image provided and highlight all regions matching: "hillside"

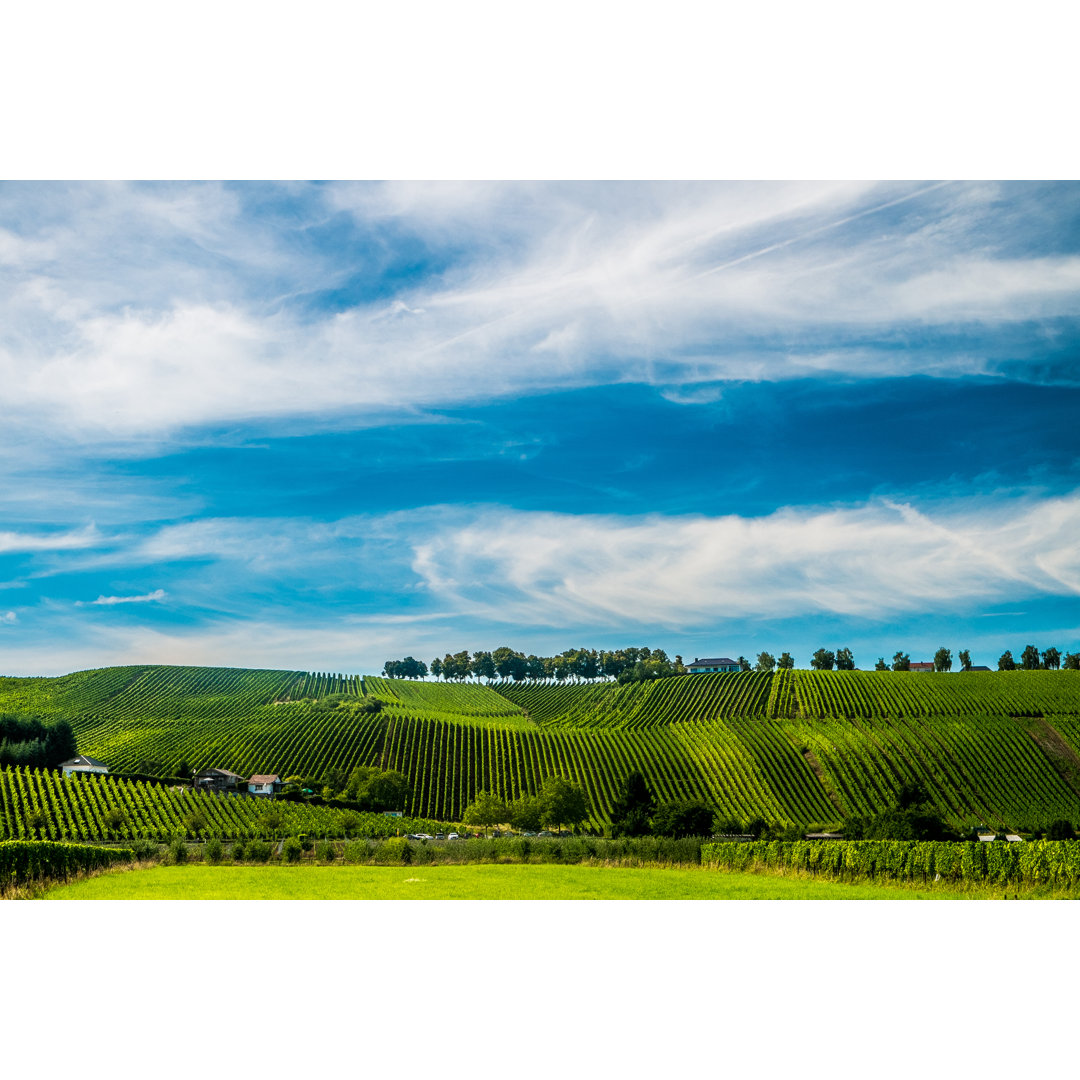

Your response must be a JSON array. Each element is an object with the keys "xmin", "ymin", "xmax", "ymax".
[{"xmin": 3, "ymin": 665, "xmax": 1080, "ymax": 831}]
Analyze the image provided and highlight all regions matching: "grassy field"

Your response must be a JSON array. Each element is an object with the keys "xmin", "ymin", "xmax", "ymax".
[{"xmin": 40, "ymin": 862, "xmax": 1013, "ymax": 900}]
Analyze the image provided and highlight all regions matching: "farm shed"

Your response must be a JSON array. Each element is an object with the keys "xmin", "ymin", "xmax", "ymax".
[
  {"xmin": 248, "ymin": 774, "xmax": 283, "ymax": 797},
  {"xmin": 687, "ymin": 657, "xmax": 741, "ymax": 673},
  {"xmin": 60, "ymin": 754, "xmax": 109, "ymax": 777},
  {"xmin": 193, "ymin": 767, "xmax": 244, "ymax": 792}
]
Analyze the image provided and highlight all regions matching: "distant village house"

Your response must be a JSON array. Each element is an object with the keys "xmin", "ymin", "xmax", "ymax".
[
  {"xmin": 687, "ymin": 657, "xmax": 741, "ymax": 673},
  {"xmin": 61, "ymin": 754, "xmax": 109, "ymax": 777},
  {"xmin": 909, "ymin": 662, "xmax": 935, "ymax": 673},
  {"xmin": 193, "ymin": 767, "xmax": 244, "ymax": 792},
  {"xmin": 248, "ymin": 774, "xmax": 283, "ymax": 797}
]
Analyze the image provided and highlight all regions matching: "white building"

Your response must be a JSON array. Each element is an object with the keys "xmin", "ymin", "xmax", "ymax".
[{"xmin": 61, "ymin": 754, "xmax": 109, "ymax": 777}]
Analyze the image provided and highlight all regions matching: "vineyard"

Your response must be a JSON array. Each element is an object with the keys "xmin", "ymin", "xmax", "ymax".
[
  {"xmin": 2, "ymin": 664, "xmax": 1080, "ymax": 831},
  {"xmin": 0, "ymin": 766, "xmax": 447, "ymax": 842}
]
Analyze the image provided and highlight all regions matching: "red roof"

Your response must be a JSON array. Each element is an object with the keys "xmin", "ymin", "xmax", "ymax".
[{"xmin": 909, "ymin": 662, "xmax": 934, "ymax": 672}]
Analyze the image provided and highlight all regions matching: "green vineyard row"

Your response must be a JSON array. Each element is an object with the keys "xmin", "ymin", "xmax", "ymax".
[
  {"xmin": 0, "ymin": 766, "xmax": 448, "ymax": 843},
  {"xmin": 3, "ymin": 665, "xmax": 1080, "ymax": 830}
]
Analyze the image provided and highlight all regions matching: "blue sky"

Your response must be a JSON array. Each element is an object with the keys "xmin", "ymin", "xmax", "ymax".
[{"xmin": 1, "ymin": 180, "xmax": 1079, "ymax": 675}]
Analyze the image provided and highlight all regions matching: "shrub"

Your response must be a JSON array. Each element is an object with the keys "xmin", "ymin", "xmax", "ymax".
[
  {"xmin": 231, "ymin": 840, "xmax": 246, "ymax": 862},
  {"xmin": 204, "ymin": 837, "xmax": 224, "ymax": 864},
  {"xmin": 343, "ymin": 840, "xmax": 369, "ymax": 864},
  {"xmin": 375, "ymin": 837, "xmax": 412, "ymax": 864},
  {"xmin": 246, "ymin": 839, "xmax": 272, "ymax": 863},
  {"xmin": 282, "ymin": 837, "xmax": 303, "ymax": 863},
  {"xmin": 314, "ymin": 840, "xmax": 335, "ymax": 863},
  {"xmin": 1047, "ymin": 820, "xmax": 1076, "ymax": 840},
  {"xmin": 168, "ymin": 837, "xmax": 188, "ymax": 865}
]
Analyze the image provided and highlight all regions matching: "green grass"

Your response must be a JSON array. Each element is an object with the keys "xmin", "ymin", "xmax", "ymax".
[{"xmin": 42, "ymin": 862, "xmax": 997, "ymax": 900}]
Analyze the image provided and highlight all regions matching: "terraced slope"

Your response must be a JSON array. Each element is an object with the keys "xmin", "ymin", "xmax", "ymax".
[
  {"xmin": 493, "ymin": 671, "xmax": 773, "ymax": 727},
  {"xmin": 0, "ymin": 765, "xmax": 446, "ymax": 842},
  {"xmin": 3, "ymin": 665, "xmax": 1080, "ymax": 830}
]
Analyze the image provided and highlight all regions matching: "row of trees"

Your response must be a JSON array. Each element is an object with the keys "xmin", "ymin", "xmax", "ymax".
[
  {"xmin": 997, "ymin": 646, "xmax": 1079, "ymax": 671},
  {"xmin": 386, "ymin": 643, "xmax": 1080, "ymax": 683},
  {"xmin": 462, "ymin": 776, "xmax": 591, "ymax": 833},
  {"xmin": 0, "ymin": 714, "xmax": 77, "ymax": 769},
  {"xmin": 385, "ymin": 647, "xmax": 687, "ymax": 684}
]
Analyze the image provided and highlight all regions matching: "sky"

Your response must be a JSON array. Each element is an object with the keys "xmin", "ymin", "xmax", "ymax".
[{"xmin": 1, "ymin": 179, "xmax": 1079, "ymax": 675}]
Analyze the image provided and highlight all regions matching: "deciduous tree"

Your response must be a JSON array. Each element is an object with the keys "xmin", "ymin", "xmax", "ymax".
[
  {"xmin": 835, "ymin": 647, "xmax": 855, "ymax": 671},
  {"xmin": 933, "ymin": 647, "xmax": 952, "ymax": 672},
  {"xmin": 811, "ymin": 648, "xmax": 835, "ymax": 671},
  {"xmin": 755, "ymin": 652, "xmax": 776, "ymax": 673},
  {"xmin": 891, "ymin": 652, "xmax": 910, "ymax": 672}
]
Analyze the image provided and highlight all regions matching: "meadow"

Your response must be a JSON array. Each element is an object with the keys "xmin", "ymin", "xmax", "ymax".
[{"xmin": 40, "ymin": 862, "xmax": 979, "ymax": 900}]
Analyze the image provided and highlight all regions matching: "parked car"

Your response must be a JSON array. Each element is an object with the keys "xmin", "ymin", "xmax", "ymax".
[
  {"xmin": 538, "ymin": 830, "xmax": 553, "ymax": 837},
  {"xmin": 522, "ymin": 831, "xmax": 537, "ymax": 837},
  {"xmin": 447, "ymin": 833, "xmax": 460, "ymax": 840},
  {"xmin": 435, "ymin": 833, "xmax": 446, "ymax": 840}
]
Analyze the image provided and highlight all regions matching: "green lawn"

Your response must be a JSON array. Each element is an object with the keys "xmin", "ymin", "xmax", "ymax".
[{"xmin": 43, "ymin": 863, "xmax": 984, "ymax": 900}]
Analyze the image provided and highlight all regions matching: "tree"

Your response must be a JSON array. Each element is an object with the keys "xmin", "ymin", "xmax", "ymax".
[
  {"xmin": 509, "ymin": 794, "xmax": 544, "ymax": 832},
  {"xmin": 470, "ymin": 650, "xmax": 496, "ymax": 682},
  {"xmin": 811, "ymin": 648, "xmax": 835, "ymax": 671},
  {"xmin": 609, "ymin": 770, "xmax": 655, "ymax": 837},
  {"xmin": 958, "ymin": 649, "xmax": 972, "ymax": 671},
  {"xmin": 777, "ymin": 652, "xmax": 794, "ymax": 670},
  {"xmin": 1042, "ymin": 647, "xmax": 1061, "ymax": 671},
  {"xmin": 998, "ymin": 650, "xmax": 1016, "ymax": 671},
  {"xmin": 891, "ymin": 652, "xmax": 910, "ymax": 672},
  {"xmin": 492, "ymin": 646, "xmax": 526, "ymax": 681},
  {"xmin": 363, "ymin": 770, "xmax": 411, "ymax": 812},
  {"xmin": 1047, "ymin": 819, "xmax": 1076, "ymax": 840},
  {"xmin": 754, "ymin": 652, "xmax": 776, "ymax": 673},
  {"xmin": 462, "ymin": 790, "xmax": 509, "ymax": 831},
  {"xmin": 430, "ymin": 657, "xmax": 443, "ymax": 680},
  {"xmin": 539, "ymin": 776, "xmax": 590, "ymax": 834},
  {"xmin": 1020, "ymin": 644, "xmax": 1041, "ymax": 670},
  {"xmin": 896, "ymin": 780, "xmax": 929, "ymax": 809},
  {"xmin": 736, "ymin": 656, "xmax": 751, "ymax": 672},
  {"xmin": 835, "ymin": 647, "xmax": 855, "ymax": 671},
  {"xmin": 1064, "ymin": 652, "xmax": 1080, "ymax": 671},
  {"xmin": 874, "ymin": 657, "xmax": 889, "ymax": 671},
  {"xmin": 933, "ymin": 647, "xmax": 952, "ymax": 673},
  {"xmin": 651, "ymin": 800, "xmax": 715, "ymax": 838},
  {"xmin": 43, "ymin": 719, "xmax": 77, "ymax": 767}
]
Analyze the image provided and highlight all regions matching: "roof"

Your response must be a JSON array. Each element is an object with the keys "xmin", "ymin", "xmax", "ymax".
[
  {"xmin": 977, "ymin": 834, "xmax": 997, "ymax": 842},
  {"xmin": 967, "ymin": 666, "xmax": 992, "ymax": 672},
  {"xmin": 689, "ymin": 657, "xmax": 739, "ymax": 666},
  {"xmin": 248, "ymin": 774, "xmax": 281, "ymax": 784},
  {"xmin": 195, "ymin": 767, "xmax": 244, "ymax": 779},
  {"xmin": 909, "ymin": 662, "xmax": 935, "ymax": 671},
  {"xmin": 61, "ymin": 755, "xmax": 109, "ymax": 768}
]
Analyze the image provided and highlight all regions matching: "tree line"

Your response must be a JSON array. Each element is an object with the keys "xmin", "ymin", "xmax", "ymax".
[
  {"xmin": 384, "ymin": 642, "xmax": 1080, "ymax": 683},
  {"xmin": 0, "ymin": 714, "xmax": 77, "ymax": 769},
  {"xmin": 385, "ymin": 646, "xmax": 687, "ymax": 684}
]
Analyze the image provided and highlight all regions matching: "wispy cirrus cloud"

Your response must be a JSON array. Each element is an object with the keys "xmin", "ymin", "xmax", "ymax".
[
  {"xmin": 77, "ymin": 588, "xmax": 166, "ymax": 607},
  {"xmin": 1, "ymin": 181, "xmax": 1078, "ymax": 444}
]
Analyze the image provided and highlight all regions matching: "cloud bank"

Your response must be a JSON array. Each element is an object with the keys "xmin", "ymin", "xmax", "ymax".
[{"xmin": 2, "ymin": 181, "xmax": 1078, "ymax": 443}]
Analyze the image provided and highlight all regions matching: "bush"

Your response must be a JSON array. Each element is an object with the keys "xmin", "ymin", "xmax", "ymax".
[
  {"xmin": 204, "ymin": 837, "xmax": 224, "ymax": 864},
  {"xmin": 375, "ymin": 837, "xmax": 412, "ymax": 864},
  {"xmin": 231, "ymin": 840, "xmax": 246, "ymax": 862},
  {"xmin": 129, "ymin": 838, "xmax": 161, "ymax": 862},
  {"xmin": 282, "ymin": 837, "xmax": 303, "ymax": 863},
  {"xmin": 246, "ymin": 839, "xmax": 272, "ymax": 863},
  {"xmin": 1047, "ymin": 819, "xmax": 1076, "ymax": 840},
  {"xmin": 168, "ymin": 837, "xmax": 188, "ymax": 865},
  {"xmin": 343, "ymin": 840, "xmax": 369, "ymax": 864},
  {"xmin": 314, "ymin": 840, "xmax": 336, "ymax": 863}
]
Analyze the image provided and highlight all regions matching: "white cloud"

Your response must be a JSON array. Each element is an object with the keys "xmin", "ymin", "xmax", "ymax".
[
  {"xmin": 1, "ymin": 611, "xmax": 16, "ymax": 625},
  {"xmin": 0, "ymin": 526, "xmax": 100, "ymax": 553},
  {"xmin": 78, "ymin": 588, "xmax": 167, "ymax": 607},
  {"xmin": 405, "ymin": 495, "xmax": 1080, "ymax": 628},
  {"xmin": 0, "ymin": 181, "xmax": 1077, "ymax": 441}
]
